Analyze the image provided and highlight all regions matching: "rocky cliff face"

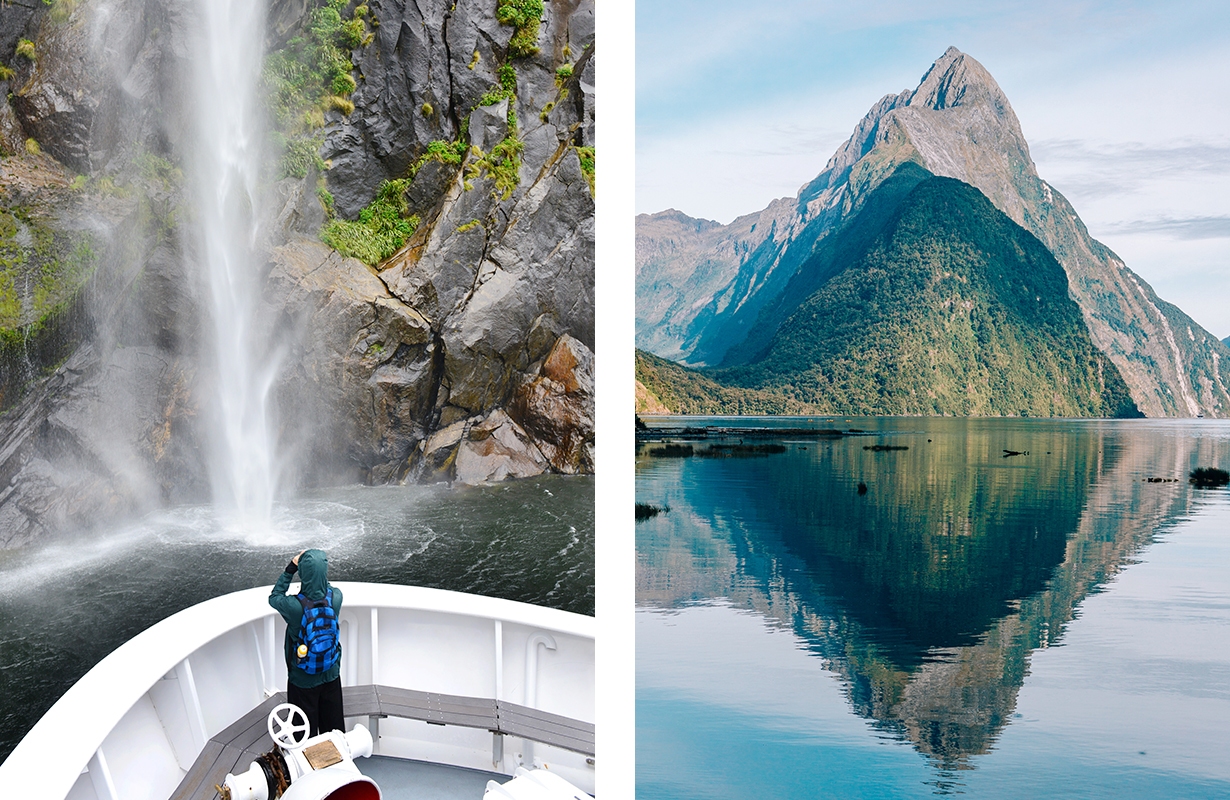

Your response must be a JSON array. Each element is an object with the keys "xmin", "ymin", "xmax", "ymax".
[
  {"xmin": 637, "ymin": 47, "xmax": 1230, "ymax": 418},
  {"xmin": 0, "ymin": 0, "xmax": 594, "ymax": 547}
]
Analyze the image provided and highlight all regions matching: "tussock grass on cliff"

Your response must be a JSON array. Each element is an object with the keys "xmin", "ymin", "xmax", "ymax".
[
  {"xmin": 263, "ymin": 0, "xmax": 370, "ymax": 178},
  {"xmin": 320, "ymin": 180, "xmax": 419, "ymax": 265}
]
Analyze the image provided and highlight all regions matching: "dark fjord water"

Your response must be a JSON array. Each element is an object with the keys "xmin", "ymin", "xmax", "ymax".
[
  {"xmin": 636, "ymin": 417, "xmax": 1230, "ymax": 798},
  {"xmin": 0, "ymin": 476, "xmax": 593, "ymax": 763}
]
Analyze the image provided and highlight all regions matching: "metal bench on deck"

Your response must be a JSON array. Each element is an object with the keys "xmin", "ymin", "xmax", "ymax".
[
  {"xmin": 170, "ymin": 693, "xmax": 289, "ymax": 800},
  {"xmin": 170, "ymin": 684, "xmax": 594, "ymax": 799}
]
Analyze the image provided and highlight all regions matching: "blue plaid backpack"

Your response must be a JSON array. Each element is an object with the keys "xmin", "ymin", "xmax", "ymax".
[{"xmin": 295, "ymin": 587, "xmax": 340, "ymax": 674}]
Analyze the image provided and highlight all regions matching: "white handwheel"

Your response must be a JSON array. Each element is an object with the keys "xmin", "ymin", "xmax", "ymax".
[{"xmin": 268, "ymin": 703, "xmax": 311, "ymax": 750}]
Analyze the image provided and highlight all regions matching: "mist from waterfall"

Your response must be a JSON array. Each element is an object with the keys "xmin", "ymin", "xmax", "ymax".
[{"xmin": 188, "ymin": 0, "xmax": 280, "ymax": 527}]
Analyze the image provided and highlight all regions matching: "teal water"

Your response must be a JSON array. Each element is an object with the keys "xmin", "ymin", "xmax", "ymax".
[{"xmin": 636, "ymin": 417, "xmax": 1230, "ymax": 798}]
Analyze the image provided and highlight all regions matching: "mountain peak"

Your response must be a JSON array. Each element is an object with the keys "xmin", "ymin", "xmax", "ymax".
[
  {"xmin": 908, "ymin": 47, "xmax": 1011, "ymax": 116},
  {"xmin": 802, "ymin": 48, "xmax": 1030, "ymax": 213}
]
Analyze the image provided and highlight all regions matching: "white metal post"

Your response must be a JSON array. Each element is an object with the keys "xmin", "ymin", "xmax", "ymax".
[
  {"xmin": 176, "ymin": 657, "xmax": 209, "ymax": 752},
  {"xmin": 87, "ymin": 748, "xmax": 119, "ymax": 800}
]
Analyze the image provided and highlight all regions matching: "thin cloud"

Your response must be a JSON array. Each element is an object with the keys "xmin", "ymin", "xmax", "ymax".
[
  {"xmin": 1103, "ymin": 216, "xmax": 1230, "ymax": 240},
  {"xmin": 1032, "ymin": 138, "xmax": 1230, "ymax": 203},
  {"xmin": 1032, "ymin": 139, "xmax": 1230, "ymax": 175}
]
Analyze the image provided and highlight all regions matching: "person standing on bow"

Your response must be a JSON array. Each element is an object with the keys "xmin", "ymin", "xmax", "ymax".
[{"xmin": 269, "ymin": 548, "xmax": 344, "ymax": 737}]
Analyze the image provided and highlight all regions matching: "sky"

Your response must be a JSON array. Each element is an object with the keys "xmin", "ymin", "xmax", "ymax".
[{"xmin": 635, "ymin": 0, "xmax": 1230, "ymax": 340}]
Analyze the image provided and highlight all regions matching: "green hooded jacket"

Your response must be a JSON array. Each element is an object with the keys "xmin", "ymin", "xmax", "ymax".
[{"xmin": 269, "ymin": 549, "xmax": 343, "ymax": 688}]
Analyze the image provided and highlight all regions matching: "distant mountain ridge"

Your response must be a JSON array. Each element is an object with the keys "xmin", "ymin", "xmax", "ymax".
[{"xmin": 636, "ymin": 47, "xmax": 1230, "ymax": 417}]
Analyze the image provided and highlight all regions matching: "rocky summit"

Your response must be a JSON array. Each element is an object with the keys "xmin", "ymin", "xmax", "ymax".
[
  {"xmin": 636, "ymin": 46, "xmax": 1230, "ymax": 418},
  {"xmin": 0, "ymin": 0, "xmax": 594, "ymax": 547}
]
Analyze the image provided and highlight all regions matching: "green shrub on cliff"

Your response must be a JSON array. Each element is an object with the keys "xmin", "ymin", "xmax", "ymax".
[
  {"xmin": 262, "ymin": 0, "xmax": 366, "ymax": 133},
  {"xmin": 497, "ymin": 0, "xmax": 543, "ymax": 57},
  {"xmin": 326, "ymin": 94, "xmax": 355, "ymax": 115},
  {"xmin": 44, "ymin": 0, "xmax": 80, "ymax": 24},
  {"xmin": 466, "ymin": 137, "xmax": 523, "ymax": 201},
  {"xmin": 410, "ymin": 140, "xmax": 468, "ymax": 178},
  {"xmin": 478, "ymin": 85, "xmax": 513, "ymax": 108},
  {"xmin": 498, "ymin": 63, "xmax": 517, "ymax": 92},
  {"xmin": 320, "ymin": 180, "xmax": 419, "ymax": 265},
  {"xmin": 274, "ymin": 133, "xmax": 326, "ymax": 179},
  {"xmin": 332, "ymin": 72, "xmax": 357, "ymax": 96},
  {"xmin": 336, "ymin": 18, "xmax": 366, "ymax": 49},
  {"xmin": 576, "ymin": 146, "xmax": 594, "ymax": 194}
]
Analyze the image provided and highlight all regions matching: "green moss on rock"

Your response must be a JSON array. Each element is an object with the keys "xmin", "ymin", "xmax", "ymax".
[{"xmin": 497, "ymin": 0, "xmax": 543, "ymax": 57}]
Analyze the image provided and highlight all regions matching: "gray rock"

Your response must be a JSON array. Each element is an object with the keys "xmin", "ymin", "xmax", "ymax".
[
  {"xmin": 7, "ymin": 0, "xmax": 192, "ymax": 174},
  {"xmin": 471, "ymin": 100, "xmax": 510, "ymax": 152},
  {"xmin": 122, "ymin": 239, "xmax": 202, "ymax": 353},
  {"xmin": 414, "ymin": 419, "xmax": 467, "ymax": 482},
  {"xmin": 406, "ymin": 158, "xmax": 456, "ymax": 218},
  {"xmin": 10, "ymin": 22, "xmax": 100, "ymax": 171},
  {"xmin": 261, "ymin": 240, "xmax": 441, "ymax": 486},
  {"xmin": 452, "ymin": 409, "xmax": 549, "ymax": 485},
  {"xmin": 270, "ymin": 172, "xmax": 328, "ymax": 243},
  {"xmin": 265, "ymin": 0, "xmax": 311, "ymax": 47},
  {"xmin": 417, "ymin": 138, "xmax": 594, "ymax": 418},
  {"xmin": 445, "ymin": 0, "xmax": 508, "ymax": 117},
  {"xmin": 0, "ymin": 3, "xmax": 41, "ymax": 66},
  {"xmin": 322, "ymin": 0, "xmax": 456, "ymax": 219},
  {"xmin": 510, "ymin": 333, "xmax": 593, "ymax": 474},
  {"xmin": 0, "ymin": 341, "xmax": 209, "ymax": 548},
  {"xmin": 0, "ymin": 100, "xmax": 25, "ymax": 158}
]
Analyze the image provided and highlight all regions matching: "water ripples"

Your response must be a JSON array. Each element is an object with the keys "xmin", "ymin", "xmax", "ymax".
[{"xmin": 0, "ymin": 475, "xmax": 593, "ymax": 762}]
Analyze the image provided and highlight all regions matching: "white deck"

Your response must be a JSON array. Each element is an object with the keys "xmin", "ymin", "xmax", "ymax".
[{"xmin": 0, "ymin": 583, "xmax": 595, "ymax": 799}]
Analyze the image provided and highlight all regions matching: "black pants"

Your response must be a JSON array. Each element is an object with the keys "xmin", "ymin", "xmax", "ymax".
[{"xmin": 288, "ymin": 676, "xmax": 345, "ymax": 737}]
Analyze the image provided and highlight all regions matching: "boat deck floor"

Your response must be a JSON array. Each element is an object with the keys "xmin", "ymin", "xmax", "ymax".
[{"xmin": 360, "ymin": 756, "xmax": 505, "ymax": 800}]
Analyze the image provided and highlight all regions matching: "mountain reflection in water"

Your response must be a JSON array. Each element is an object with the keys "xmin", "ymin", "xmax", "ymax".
[{"xmin": 635, "ymin": 417, "xmax": 1230, "ymax": 793}]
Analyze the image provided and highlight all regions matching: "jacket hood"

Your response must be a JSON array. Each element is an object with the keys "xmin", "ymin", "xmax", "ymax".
[{"xmin": 297, "ymin": 549, "xmax": 329, "ymax": 600}]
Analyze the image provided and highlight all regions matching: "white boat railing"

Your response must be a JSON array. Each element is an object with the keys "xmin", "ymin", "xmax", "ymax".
[{"xmin": 0, "ymin": 582, "xmax": 596, "ymax": 799}]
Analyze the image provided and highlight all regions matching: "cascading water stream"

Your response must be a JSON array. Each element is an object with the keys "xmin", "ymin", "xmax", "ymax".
[{"xmin": 189, "ymin": 0, "xmax": 280, "ymax": 528}]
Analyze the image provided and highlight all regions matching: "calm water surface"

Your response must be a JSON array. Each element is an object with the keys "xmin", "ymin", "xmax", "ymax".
[
  {"xmin": 636, "ymin": 417, "xmax": 1230, "ymax": 798},
  {"xmin": 0, "ymin": 476, "xmax": 594, "ymax": 763}
]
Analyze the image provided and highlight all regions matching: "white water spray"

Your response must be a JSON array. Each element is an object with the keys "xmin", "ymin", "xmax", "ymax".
[{"xmin": 189, "ymin": 0, "xmax": 280, "ymax": 527}]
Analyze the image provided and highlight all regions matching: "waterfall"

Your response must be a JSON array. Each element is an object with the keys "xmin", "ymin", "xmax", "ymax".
[{"xmin": 189, "ymin": 0, "xmax": 279, "ymax": 527}]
